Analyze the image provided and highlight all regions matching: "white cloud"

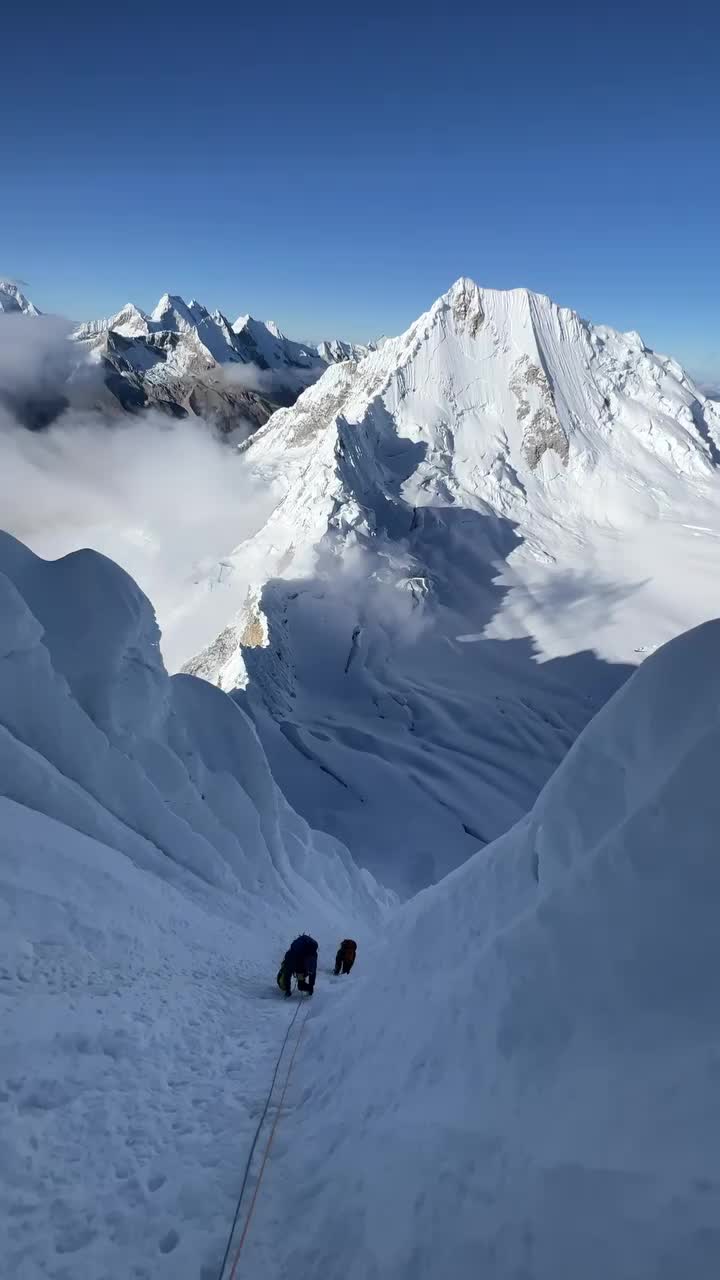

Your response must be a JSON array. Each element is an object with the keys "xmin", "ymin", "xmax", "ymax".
[
  {"xmin": 0, "ymin": 310, "xmax": 282, "ymax": 668},
  {"xmin": 0, "ymin": 313, "xmax": 74, "ymax": 396},
  {"xmin": 222, "ymin": 362, "xmax": 278, "ymax": 395}
]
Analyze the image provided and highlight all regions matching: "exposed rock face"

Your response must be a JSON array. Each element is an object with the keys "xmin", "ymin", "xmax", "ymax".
[
  {"xmin": 451, "ymin": 277, "xmax": 485, "ymax": 338},
  {"xmin": 97, "ymin": 331, "xmax": 277, "ymax": 437},
  {"xmin": 509, "ymin": 354, "xmax": 569, "ymax": 468}
]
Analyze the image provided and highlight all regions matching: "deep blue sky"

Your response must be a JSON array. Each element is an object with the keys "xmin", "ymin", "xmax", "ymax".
[{"xmin": 2, "ymin": 0, "xmax": 719, "ymax": 375}]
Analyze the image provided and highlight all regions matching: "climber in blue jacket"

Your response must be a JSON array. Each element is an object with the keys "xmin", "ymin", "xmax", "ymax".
[{"xmin": 277, "ymin": 934, "xmax": 318, "ymax": 997}]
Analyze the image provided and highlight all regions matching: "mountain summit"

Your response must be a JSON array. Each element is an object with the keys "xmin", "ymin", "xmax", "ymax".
[
  {"xmin": 0, "ymin": 280, "xmax": 41, "ymax": 316},
  {"xmin": 182, "ymin": 278, "xmax": 720, "ymax": 892}
]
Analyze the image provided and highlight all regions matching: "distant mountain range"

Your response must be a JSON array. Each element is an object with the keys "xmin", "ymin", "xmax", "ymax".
[{"xmin": 0, "ymin": 280, "xmax": 376, "ymax": 435}]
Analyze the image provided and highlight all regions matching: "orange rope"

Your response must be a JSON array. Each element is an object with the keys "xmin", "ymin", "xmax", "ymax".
[{"xmin": 227, "ymin": 1004, "xmax": 309, "ymax": 1278}]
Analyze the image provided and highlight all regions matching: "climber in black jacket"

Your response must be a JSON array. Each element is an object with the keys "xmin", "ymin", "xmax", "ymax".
[{"xmin": 277, "ymin": 934, "xmax": 318, "ymax": 997}]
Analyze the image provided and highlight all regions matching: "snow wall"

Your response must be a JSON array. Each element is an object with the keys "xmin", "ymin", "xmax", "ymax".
[
  {"xmin": 0, "ymin": 530, "xmax": 389, "ymax": 929},
  {"xmin": 253, "ymin": 618, "xmax": 720, "ymax": 1280}
]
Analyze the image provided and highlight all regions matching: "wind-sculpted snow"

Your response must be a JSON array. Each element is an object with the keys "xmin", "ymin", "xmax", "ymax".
[
  {"xmin": 185, "ymin": 279, "xmax": 720, "ymax": 893},
  {"xmin": 0, "ymin": 531, "xmax": 387, "ymax": 920},
  {"xmin": 242, "ymin": 619, "xmax": 720, "ymax": 1280}
]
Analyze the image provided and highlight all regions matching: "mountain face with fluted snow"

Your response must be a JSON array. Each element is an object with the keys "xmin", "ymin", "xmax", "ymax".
[{"xmin": 182, "ymin": 279, "xmax": 720, "ymax": 894}]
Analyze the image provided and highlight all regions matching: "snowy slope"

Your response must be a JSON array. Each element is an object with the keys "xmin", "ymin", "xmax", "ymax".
[
  {"xmin": 183, "ymin": 279, "xmax": 720, "ymax": 893},
  {"xmin": 0, "ymin": 532, "xmax": 389, "ymax": 1278},
  {"xmin": 240, "ymin": 618, "xmax": 720, "ymax": 1280}
]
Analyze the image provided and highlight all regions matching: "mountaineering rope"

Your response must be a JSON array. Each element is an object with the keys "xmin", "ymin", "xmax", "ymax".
[
  {"xmin": 216, "ymin": 993, "xmax": 310, "ymax": 1280},
  {"xmin": 226, "ymin": 1001, "xmax": 309, "ymax": 1278}
]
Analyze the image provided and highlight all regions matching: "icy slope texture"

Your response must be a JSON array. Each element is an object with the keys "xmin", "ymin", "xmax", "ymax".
[
  {"xmin": 245, "ymin": 619, "xmax": 720, "ymax": 1280},
  {"xmin": 0, "ymin": 280, "xmax": 41, "ymax": 316},
  {"xmin": 0, "ymin": 531, "xmax": 387, "ymax": 922},
  {"xmin": 185, "ymin": 280, "xmax": 720, "ymax": 893}
]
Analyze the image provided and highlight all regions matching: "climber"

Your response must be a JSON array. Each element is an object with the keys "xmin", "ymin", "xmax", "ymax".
[
  {"xmin": 277, "ymin": 934, "xmax": 318, "ymax": 997},
  {"xmin": 334, "ymin": 938, "xmax": 357, "ymax": 976}
]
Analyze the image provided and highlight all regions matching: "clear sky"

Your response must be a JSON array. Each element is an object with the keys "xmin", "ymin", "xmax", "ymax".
[{"xmin": 2, "ymin": 0, "xmax": 719, "ymax": 376}]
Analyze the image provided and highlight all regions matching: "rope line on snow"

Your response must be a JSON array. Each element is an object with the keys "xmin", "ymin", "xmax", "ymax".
[
  {"xmin": 227, "ymin": 1001, "xmax": 309, "ymax": 1278},
  {"xmin": 216, "ymin": 992, "xmax": 309, "ymax": 1280}
]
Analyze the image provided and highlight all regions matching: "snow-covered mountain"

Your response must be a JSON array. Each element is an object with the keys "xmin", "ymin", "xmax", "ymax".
[
  {"xmin": 316, "ymin": 337, "xmax": 374, "ymax": 364},
  {"xmin": 76, "ymin": 296, "xmax": 325, "ymax": 395},
  {"xmin": 182, "ymin": 279, "xmax": 720, "ymax": 894},
  {"xmin": 230, "ymin": 312, "xmax": 325, "ymax": 386},
  {"xmin": 0, "ymin": 282, "xmax": 378, "ymax": 435},
  {"xmin": 0, "ymin": 280, "xmax": 41, "ymax": 316}
]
